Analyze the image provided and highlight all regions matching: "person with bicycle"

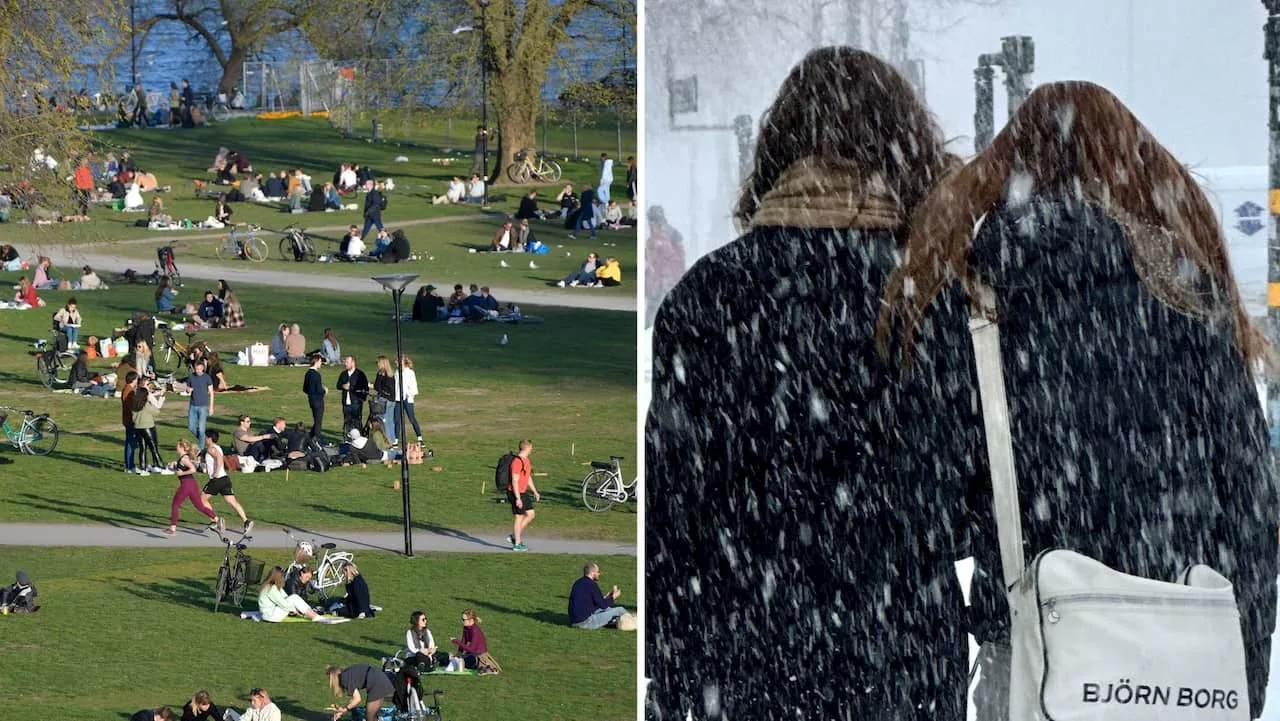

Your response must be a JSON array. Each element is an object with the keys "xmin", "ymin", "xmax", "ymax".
[
  {"xmin": 568, "ymin": 562, "xmax": 628, "ymax": 630},
  {"xmin": 326, "ymin": 664, "xmax": 395, "ymax": 721},
  {"xmin": 506, "ymin": 440, "xmax": 540, "ymax": 551},
  {"xmin": 166, "ymin": 438, "xmax": 218, "ymax": 537}
]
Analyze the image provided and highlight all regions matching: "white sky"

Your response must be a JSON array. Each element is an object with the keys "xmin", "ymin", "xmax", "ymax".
[{"xmin": 917, "ymin": 0, "xmax": 1268, "ymax": 168}]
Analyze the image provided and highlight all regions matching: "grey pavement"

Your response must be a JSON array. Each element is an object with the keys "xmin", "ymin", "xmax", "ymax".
[
  {"xmin": 0, "ymin": 522, "xmax": 636, "ymax": 555},
  {"xmin": 36, "ymin": 215, "xmax": 636, "ymax": 312}
]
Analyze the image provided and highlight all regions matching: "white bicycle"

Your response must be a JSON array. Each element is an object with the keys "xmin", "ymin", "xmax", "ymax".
[{"xmin": 283, "ymin": 529, "xmax": 353, "ymax": 600}]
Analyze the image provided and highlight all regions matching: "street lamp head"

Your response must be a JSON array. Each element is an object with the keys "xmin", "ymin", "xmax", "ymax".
[
  {"xmin": 478, "ymin": 0, "xmax": 491, "ymax": 6},
  {"xmin": 372, "ymin": 274, "xmax": 420, "ymax": 293},
  {"xmin": 452, "ymin": 25, "xmax": 475, "ymax": 34}
]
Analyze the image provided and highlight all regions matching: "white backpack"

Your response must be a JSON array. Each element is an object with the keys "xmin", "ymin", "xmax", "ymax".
[{"xmin": 969, "ymin": 295, "xmax": 1250, "ymax": 721}]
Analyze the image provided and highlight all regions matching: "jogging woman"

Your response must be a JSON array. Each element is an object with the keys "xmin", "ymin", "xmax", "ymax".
[{"xmin": 166, "ymin": 439, "xmax": 218, "ymax": 537}]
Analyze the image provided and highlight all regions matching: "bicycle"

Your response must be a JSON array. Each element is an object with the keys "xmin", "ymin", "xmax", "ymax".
[
  {"xmin": 153, "ymin": 327, "xmax": 209, "ymax": 377},
  {"xmin": 33, "ymin": 329, "xmax": 75, "ymax": 388},
  {"xmin": 205, "ymin": 93, "xmax": 231, "ymax": 123},
  {"xmin": 278, "ymin": 225, "xmax": 318, "ymax": 262},
  {"xmin": 284, "ymin": 529, "xmax": 354, "ymax": 601},
  {"xmin": 505, "ymin": 149, "xmax": 562, "ymax": 184},
  {"xmin": 0, "ymin": 407, "xmax": 59, "ymax": 456},
  {"xmin": 215, "ymin": 223, "xmax": 268, "ymax": 262},
  {"xmin": 213, "ymin": 533, "xmax": 262, "ymax": 612},
  {"xmin": 580, "ymin": 455, "xmax": 636, "ymax": 512}
]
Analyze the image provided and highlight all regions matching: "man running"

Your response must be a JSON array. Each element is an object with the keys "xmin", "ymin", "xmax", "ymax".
[{"xmin": 201, "ymin": 429, "xmax": 253, "ymax": 536}]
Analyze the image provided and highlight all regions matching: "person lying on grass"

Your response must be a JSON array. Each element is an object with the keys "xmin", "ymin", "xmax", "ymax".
[{"xmin": 258, "ymin": 565, "xmax": 326, "ymax": 622}]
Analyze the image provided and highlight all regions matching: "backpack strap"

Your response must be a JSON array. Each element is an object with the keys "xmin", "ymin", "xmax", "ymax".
[{"xmin": 968, "ymin": 258, "xmax": 1027, "ymax": 591}]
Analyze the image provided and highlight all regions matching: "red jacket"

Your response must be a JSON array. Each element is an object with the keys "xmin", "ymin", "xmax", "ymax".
[{"xmin": 74, "ymin": 166, "xmax": 94, "ymax": 191}]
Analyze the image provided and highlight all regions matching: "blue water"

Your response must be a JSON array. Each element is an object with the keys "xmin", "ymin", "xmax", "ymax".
[{"xmin": 87, "ymin": 7, "xmax": 632, "ymax": 107}]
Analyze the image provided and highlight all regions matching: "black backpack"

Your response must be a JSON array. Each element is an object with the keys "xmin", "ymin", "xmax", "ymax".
[
  {"xmin": 494, "ymin": 451, "xmax": 517, "ymax": 492},
  {"xmin": 379, "ymin": 192, "xmax": 388, "ymax": 211}
]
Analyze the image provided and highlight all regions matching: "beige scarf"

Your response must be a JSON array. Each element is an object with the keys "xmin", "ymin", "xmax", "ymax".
[{"xmin": 749, "ymin": 156, "xmax": 904, "ymax": 231}]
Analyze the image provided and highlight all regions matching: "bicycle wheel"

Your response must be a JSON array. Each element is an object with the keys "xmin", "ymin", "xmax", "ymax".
[
  {"xmin": 51, "ymin": 356, "xmax": 72, "ymax": 386},
  {"xmin": 213, "ymin": 565, "xmax": 230, "ymax": 612},
  {"xmin": 153, "ymin": 345, "xmax": 178, "ymax": 376},
  {"xmin": 230, "ymin": 558, "xmax": 250, "ymax": 606},
  {"xmin": 542, "ymin": 161, "xmax": 563, "ymax": 182},
  {"xmin": 20, "ymin": 416, "xmax": 59, "ymax": 456},
  {"xmin": 302, "ymin": 237, "xmax": 318, "ymax": 261},
  {"xmin": 246, "ymin": 237, "xmax": 269, "ymax": 262},
  {"xmin": 170, "ymin": 271, "xmax": 182, "ymax": 287},
  {"xmin": 211, "ymin": 103, "xmax": 230, "ymax": 122},
  {"xmin": 318, "ymin": 558, "xmax": 349, "ymax": 600},
  {"xmin": 506, "ymin": 162, "xmax": 529, "ymax": 184},
  {"xmin": 278, "ymin": 236, "xmax": 295, "ymax": 261},
  {"xmin": 214, "ymin": 237, "xmax": 232, "ymax": 261},
  {"xmin": 581, "ymin": 470, "xmax": 618, "ymax": 512},
  {"xmin": 35, "ymin": 356, "xmax": 53, "ymax": 388}
]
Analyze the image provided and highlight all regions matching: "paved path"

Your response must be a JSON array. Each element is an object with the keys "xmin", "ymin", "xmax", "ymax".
[
  {"xmin": 38, "ymin": 214, "xmax": 637, "ymax": 312},
  {"xmin": 0, "ymin": 522, "xmax": 636, "ymax": 555}
]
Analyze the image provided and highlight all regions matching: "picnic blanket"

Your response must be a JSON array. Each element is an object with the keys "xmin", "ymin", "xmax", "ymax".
[
  {"xmin": 239, "ymin": 610, "xmax": 350, "ymax": 624},
  {"xmin": 424, "ymin": 669, "xmax": 478, "ymax": 676}
]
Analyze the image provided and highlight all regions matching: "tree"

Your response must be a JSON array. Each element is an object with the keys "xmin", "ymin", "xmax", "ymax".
[
  {"xmin": 0, "ymin": 1, "xmax": 127, "ymax": 219},
  {"xmin": 455, "ymin": 0, "xmax": 635, "ymax": 186},
  {"xmin": 299, "ymin": 0, "xmax": 419, "ymax": 61},
  {"xmin": 139, "ymin": 0, "xmax": 318, "ymax": 94}
]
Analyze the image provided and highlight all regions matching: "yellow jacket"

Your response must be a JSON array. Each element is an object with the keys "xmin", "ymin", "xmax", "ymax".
[{"xmin": 595, "ymin": 259, "xmax": 621, "ymax": 283}]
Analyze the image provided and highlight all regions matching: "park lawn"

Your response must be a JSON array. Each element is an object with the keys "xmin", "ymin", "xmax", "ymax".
[
  {"xmin": 342, "ymin": 109, "xmax": 637, "ymax": 161},
  {"xmin": 0, "ymin": 546, "xmax": 638, "ymax": 721},
  {"xmin": 86, "ymin": 216, "xmax": 637, "ymax": 296},
  {"xmin": 0, "ymin": 115, "xmax": 628, "ymax": 248},
  {"xmin": 0, "ymin": 280, "xmax": 638, "ymax": 542}
]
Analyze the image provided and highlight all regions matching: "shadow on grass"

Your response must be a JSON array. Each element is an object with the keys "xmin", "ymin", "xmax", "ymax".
[
  {"xmin": 0, "ymin": 370, "xmax": 47, "ymax": 390},
  {"xmin": 300, "ymin": 502, "xmax": 507, "ymax": 552},
  {"xmin": 314, "ymin": 635, "xmax": 392, "ymax": 662},
  {"xmin": 272, "ymin": 694, "xmax": 331, "ymax": 721},
  {"xmin": 116, "ymin": 574, "xmax": 218, "ymax": 613},
  {"xmin": 7, "ymin": 491, "xmax": 171, "ymax": 531},
  {"xmin": 460, "ymin": 595, "xmax": 569, "ymax": 627}
]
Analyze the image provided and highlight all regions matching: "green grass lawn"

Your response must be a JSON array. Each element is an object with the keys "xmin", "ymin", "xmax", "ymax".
[
  {"xmin": 0, "ymin": 546, "xmax": 637, "ymax": 721},
  {"xmin": 81, "ymin": 217, "xmax": 637, "ymax": 297},
  {"xmin": 0, "ymin": 116, "xmax": 633, "ymax": 249},
  {"xmin": 0, "ymin": 280, "xmax": 638, "ymax": 541}
]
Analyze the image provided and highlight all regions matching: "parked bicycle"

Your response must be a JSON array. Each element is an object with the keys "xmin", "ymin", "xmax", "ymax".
[
  {"xmin": 0, "ymin": 406, "xmax": 60, "ymax": 456},
  {"xmin": 506, "ymin": 149, "xmax": 562, "ymax": 184},
  {"xmin": 580, "ymin": 455, "xmax": 636, "ymax": 512},
  {"xmin": 284, "ymin": 529, "xmax": 353, "ymax": 600},
  {"xmin": 278, "ymin": 225, "xmax": 318, "ymax": 262},
  {"xmin": 153, "ymin": 327, "xmax": 210, "ymax": 377},
  {"xmin": 213, "ymin": 533, "xmax": 263, "ymax": 612},
  {"xmin": 33, "ymin": 329, "xmax": 75, "ymax": 388},
  {"xmin": 215, "ymin": 223, "xmax": 268, "ymax": 262}
]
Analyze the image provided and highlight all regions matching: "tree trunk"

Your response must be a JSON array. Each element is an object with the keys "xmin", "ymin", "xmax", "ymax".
[
  {"xmin": 218, "ymin": 45, "xmax": 250, "ymax": 96},
  {"xmin": 490, "ymin": 77, "xmax": 538, "ymax": 187}
]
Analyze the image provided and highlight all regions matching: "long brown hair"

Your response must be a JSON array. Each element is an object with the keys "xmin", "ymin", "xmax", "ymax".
[
  {"xmin": 880, "ymin": 80, "xmax": 1261, "ymax": 362},
  {"xmin": 734, "ymin": 46, "xmax": 950, "ymax": 234}
]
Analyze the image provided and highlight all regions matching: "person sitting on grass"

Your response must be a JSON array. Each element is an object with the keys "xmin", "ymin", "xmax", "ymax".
[
  {"xmin": 515, "ymin": 189, "xmax": 545, "ymax": 220},
  {"xmin": 406, "ymin": 610, "xmax": 450, "ymax": 670},
  {"xmin": 336, "ymin": 562, "xmax": 375, "ymax": 618},
  {"xmin": 12, "ymin": 275, "xmax": 42, "ymax": 308},
  {"xmin": 432, "ymin": 176, "xmax": 466, "ymax": 205},
  {"xmin": 412, "ymin": 285, "xmax": 444, "ymax": 322},
  {"xmin": 226, "ymin": 688, "xmax": 281, "ymax": 721},
  {"xmin": 467, "ymin": 174, "xmax": 485, "ymax": 204},
  {"xmin": 0, "ymin": 570, "xmax": 37, "ymax": 613},
  {"xmin": 285, "ymin": 564, "xmax": 314, "ymax": 603},
  {"xmin": 595, "ymin": 256, "xmax": 622, "ymax": 287},
  {"xmin": 603, "ymin": 199, "xmax": 624, "ymax": 229},
  {"xmin": 180, "ymin": 690, "xmax": 224, "ymax": 721},
  {"xmin": 285, "ymin": 323, "xmax": 308, "ymax": 364},
  {"xmin": 448, "ymin": 608, "xmax": 489, "ymax": 670},
  {"xmin": 74, "ymin": 265, "xmax": 103, "ymax": 290},
  {"xmin": 258, "ymin": 565, "xmax": 326, "ymax": 622},
  {"xmin": 270, "ymin": 324, "xmax": 290, "ymax": 364},
  {"xmin": 130, "ymin": 706, "xmax": 176, "ymax": 721},
  {"xmin": 155, "ymin": 277, "xmax": 179, "ymax": 314},
  {"xmin": 196, "ymin": 290, "xmax": 223, "ymax": 328},
  {"xmin": 32, "ymin": 256, "xmax": 58, "ymax": 289},
  {"xmin": 489, "ymin": 220, "xmax": 515, "ymax": 251},
  {"xmin": 568, "ymin": 561, "xmax": 629, "ymax": 629},
  {"xmin": 557, "ymin": 252, "xmax": 600, "ymax": 288}
]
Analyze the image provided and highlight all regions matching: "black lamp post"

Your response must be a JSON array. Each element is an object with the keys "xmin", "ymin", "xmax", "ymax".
[
  {"xmin": 372, "ymin": 272, "xmax": 420, "ymax": 557},
  {"xmin": 479, "ymin": 0, "xmax": 490, "ymax": 132}
]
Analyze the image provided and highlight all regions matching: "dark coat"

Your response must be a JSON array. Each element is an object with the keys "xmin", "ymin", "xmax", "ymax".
[
  {"xmin": 645, "ymin": 225, "xmax": 969, "ymax": 721},
  {"xmin": 516, "ymin": 195, "xmax": 539, "ymax": 220},
  {"xmin": 948, "ymin": 197, "xmax": 1277, "ymax": 717},
  {"xmin": 364, "ymin": 189, "xmax": 384, "ymax": 220},
  {"xmin": 383, "ymin": 229, "xmax": 410, "ymax": 263}
]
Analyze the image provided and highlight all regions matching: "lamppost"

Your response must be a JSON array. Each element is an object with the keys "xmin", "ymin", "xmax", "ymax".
[{"xmin": 372, "ymin": 273, "xmax": 420, "ymax": 557}]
